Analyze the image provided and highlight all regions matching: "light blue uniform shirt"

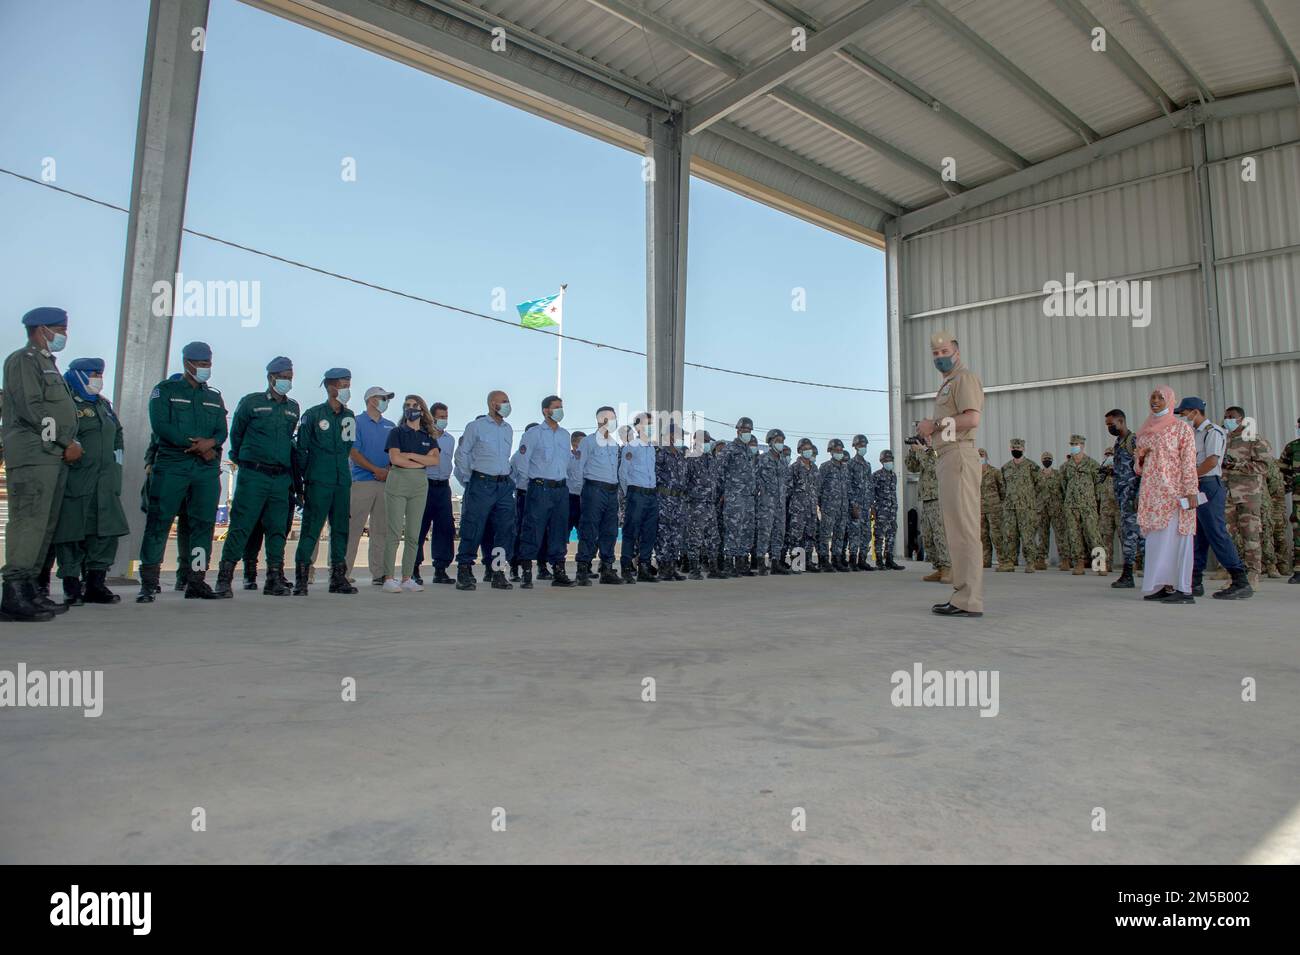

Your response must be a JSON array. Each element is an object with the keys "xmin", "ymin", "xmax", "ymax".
[
  {"xmin": 453, "ymin": 414, "xmax": 513, "ymax": 484},
  {"xmin": 510, "ymin": 448, "xmax": 529, "ymax": 490},
  {"xmin": 425, "ymin": 431, "xmax": 454, "ymax": 480},
  {"xmin": 578, "ymin": 431, "xmax": 620, "ymax": 485},
  {"xmin": 521, "ymin": 422, "xmax": 571, "ymax": 481},
  {"xmin": 566, "ymin": 449, "xmax": 584, "ymax": 495},
  {"xmin": 1194, "ymin": 419, "xmax": 1227, "ymax": 477},
  {"xmin": 619, "ymin": 436, "xmax": 657, "ymax": 492}
]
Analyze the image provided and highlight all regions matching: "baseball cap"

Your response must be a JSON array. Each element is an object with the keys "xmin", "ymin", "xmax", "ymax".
[{"xmin": 364, "ymin": 386, "xmax": 395, "ymax": 402}]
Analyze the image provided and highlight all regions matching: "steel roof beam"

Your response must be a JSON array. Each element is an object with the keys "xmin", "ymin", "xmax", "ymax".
[
  {"xmin": 1122, "ymin": 0, "xmax": 1214, "ymax": 103},
  {"xmin": 1250, "ymin": 0, "xmax": 1300, "ymax": 79},
  {"xmin": 1052, "ymin": 0, "xmax": 1174, "ymax": 114}
]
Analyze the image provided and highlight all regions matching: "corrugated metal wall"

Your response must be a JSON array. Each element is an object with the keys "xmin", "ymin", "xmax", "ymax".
[{"xmin": 893, "ymin": 101, "xmax": 1300, "ymax": 531}]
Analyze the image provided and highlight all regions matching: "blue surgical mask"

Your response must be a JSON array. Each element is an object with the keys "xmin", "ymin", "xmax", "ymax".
[
  {"xmin": 833, "ymin": 451, "xmax": 845, "ymax": 461},
  {"xmin": 1223, "ymin": 417, "xmax": 1239, "ymax": 430},
  {"xmin": 434, "ymin": 418, "xmax": 447, "ymax": 431},
  {"xmin": 549, "ymin": 407, "xmax": 564, "ymax": 424},
  {"xmin": 1069, "ymin": 445, "xmax": 1081, "ymax": 455},
  {"xmin": 801, "ymin": 449, "xmax": 814, "ymax": 460},
  {"xmin": 377, "ymin": 398, "xmax": 389, "ymax": 414},
  {"xmin": 192, "ymin": 366, "xmax": 211, "ymax": 383},
  {"xmin": 48, "ymin": 331, "xmax": 68, "ymax": 353},
  {"xmin": 933, "ymin": 355, "xmax": 955, "ymax": 373},
  {"xmin": 335, "ymin": 387, "xmax": 350, "ymax": 404},
  {"xmin": 882, "ymin": 461, "xmax": 894, "ymax": 471},
  {"xmin": 855, "ymin": 446, "xmax": 867, "ymax": 455},
  {"xmin": 772, "ymin": 441, "xmax": 785, "ymax": 453},
  {"xmin": 498, "ymin": 402, "xmax": 511, "ymax": 419},
  {"xmin": 702, "ymin": 441, "xmax": 714, "ymax": 453},
  {"xmin": 749, "ymin": 442, "xmax": 760, "ymax": 455},
  {"xmin": 273, "ymin": 378, "xmax": 292, "ymax": 396}
]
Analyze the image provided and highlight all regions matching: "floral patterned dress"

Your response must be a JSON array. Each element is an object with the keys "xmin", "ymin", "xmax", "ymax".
[{"xmin": 1135, "ymin": 418, "xmax": 1198, "ymax": 537}]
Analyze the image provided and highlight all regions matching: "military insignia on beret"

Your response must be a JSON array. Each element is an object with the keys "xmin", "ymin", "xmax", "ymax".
[{"xmin": 319, "ymin": 419, "xmax": 330, "ymax": 430}]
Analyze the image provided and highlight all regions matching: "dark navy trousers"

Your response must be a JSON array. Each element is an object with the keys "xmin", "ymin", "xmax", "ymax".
[{"xmin": 1193, "ymin": 475, "xmax": 1244, "ymax": 576}]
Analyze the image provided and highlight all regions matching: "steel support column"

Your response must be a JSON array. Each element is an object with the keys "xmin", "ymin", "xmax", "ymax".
[
  {"xmin": 884, "ymin": 219, "xmax": 906, "ymax": 556},
  {"xmin": 1191, "ymin": 124, "xmax": 1226, "ymax": 416},
  {"xmin": 646, "ymin": 117, "xmax": 691, "ymax": 422},
  {"xmin": 113, "ymin": 0, "xmax": 210, "ymax": 577}
]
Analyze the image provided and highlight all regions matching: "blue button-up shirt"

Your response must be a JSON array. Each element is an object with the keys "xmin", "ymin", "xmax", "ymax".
[
  {"xmin": 566, "ymin": 449, "xmax": 583, "ymax": 495},
  {"xmin": 453, "ymin": 414, "xmax": 513, "ymax": 484},
  {"xmin": 521, "ymin": 422, "xmax": 571, "ymax": 482},
  {"xmin": 619, "ymin": 436, "xmax": 656, "ymax": 492},
  {"xmin": 425, "ymin": 431, "xmax": 454, "ymax": 480},
  {"xmin": 351, "ymin": 410, "xmax": 396, "ymax": 481},
  {"xmin": 578, "ymin": 430, "xmax": 621, "ymax": 485}
]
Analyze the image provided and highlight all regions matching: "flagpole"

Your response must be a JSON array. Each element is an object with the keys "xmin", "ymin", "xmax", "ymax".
[{"xmin": 556, "ymin": 284, "xmax": 566, "ymax": 396}]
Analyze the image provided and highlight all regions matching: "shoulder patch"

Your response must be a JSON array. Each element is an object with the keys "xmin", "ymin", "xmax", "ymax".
[{"xmin": 150, "ymin": 387, "xmax": 161, "ymax": 399}]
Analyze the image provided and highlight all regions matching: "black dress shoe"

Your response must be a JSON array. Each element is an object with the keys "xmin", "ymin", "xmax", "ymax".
[
  {"xmin": 1160, "ymin": 590, "xmax": 1195, "ymax": 604},
  {"xmin": 1143, "ymin": 587, "xmax": 1174, "ymax": 601},
  {"xmin": 931, "ymin": 602, "xmax": 982, "ymax": 617}
]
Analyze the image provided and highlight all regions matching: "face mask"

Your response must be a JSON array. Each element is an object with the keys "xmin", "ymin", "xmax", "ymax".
[
  {"xmin": 1011, "ymin": 449, "xmax": 1022, "ymax": 459},
  {"xmin": 1042, "ymin": 459, "xmax": 1053, "ymax": 468},
  {"xmin": 1107, "ymin": 424, "xmax": 1121, "ymax": 436},
  {"xmin": 1223, "ymin": 418, "xmax": 1239, "ymax": 430},
  {"xmin": 405, "ymin": 407, "xmax": 422, "ymax": 421},
  {"xmin": 273, "ymin": 378, "xmax": 292, "ymax": 396},
  {"xmin": 980, "ymin": 456, "xmax": 988, "ymax": 464},
  {"xmin": 377, "ymin": 398, "xmax": 389, "ymax": 414},
  {"xmin": 771, "ymin": 442, "xmax": 785, "ymax": 453},
  {"xmin": 335, "ymin": 387, "xmax": 351, "ymax": 404},
  {"xmin": 749, "ymin": 443, "xmax": 760, "ymax": 455},
  {"xmin": 497, "ymin": 402, "xmax": 511, "ymax": 419},
  {"xmin": 702, "ymin": 441, "xmax": 713, "ymax": 454},
  {"xmin": 549, "ymin": 407, "xmax": 564, "ymax": 424},
  {"xmin": 737, "ymin": 432, "xmax": 751, "ymax": 443},
  {"xmin": 85, "ymin": 376, "xmax": 104, "ymax": 396},
  {"xmin": 48, "ymin": 331, "xmax": 68, "ymax": 353},
  {"xmin": 1154, "ymin": 408, "xmax": 1170, "ymax": 417},
  {"xmin": 933, "ymin": 355, "xmax": 955, "ymax": 374},
  {"xmin": 801, "ymin": 449, "xmax": 814, "ymax": 460},
  {"xmin": 191, "ymin": 365, "xmax": 211, "ymax": 383},
  {"xmin": 1069, "ymin": 445, "xmax": 1081, "ymax": 455},
  {"xmin": 833, "ymin": 451, "xmax": 845, "ymax": 461},
  {"xmin": 882, "ymin": 461, "xmax": 894, "ymax": 471},
  {"xmin": 855, "ymin": 446, "xmax": 867, "ymax": 456},
  {"xmin": 434, "ymin": 418, "xmax": 448, "ymax": 431}
]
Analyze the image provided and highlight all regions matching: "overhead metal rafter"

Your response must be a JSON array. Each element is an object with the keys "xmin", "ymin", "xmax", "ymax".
[
  {"xmin": 1052, "ymin": 0, "xmax": 1173, "ymax": 114},
  {"xmin": 743, "ymin": 0, "xmax": 1028, "ymax": 170},
  {"xmin": 683, "ymin": 0, "xmax": 916, "ymax": 134},
  {"xmin": 1250, "ymin": 0, "xmax": 1300, "ymax": 79},
  {"xmin": 583, "ymin": 0, "xmax": 743, "ymax": 77},
  {"xmin": 916, "ymin": 0, "xmax": 1099, "ymax": 145},
  {"xmin": 1122, "ymin": 0, "xmax": 1214, "ymax": 103}
]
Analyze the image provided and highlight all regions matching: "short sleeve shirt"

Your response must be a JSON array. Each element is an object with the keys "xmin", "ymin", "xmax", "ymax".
[
  {"xmin": 933, "ymin": 366, "xmax": 984, "ymax": 455},
  {"xmin": 386, "ymin": 424, "xmax": 435, "ymax": 458}
]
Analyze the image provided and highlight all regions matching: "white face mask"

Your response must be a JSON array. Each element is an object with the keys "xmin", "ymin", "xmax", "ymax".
[
  {"xmin": 376, "ymin": 398, "xmax": 389, "ymax": 414},
  {"xmin": 335, "ymin": 387, "xmax": 351, "ymax": 404},
  {"xmin": 1153, "ymin": 408, "xmax": 1170, "ymax": 417},
  {"xmin": 434, "ymin": 418, "xmax": 448, "ymax": 431},
  {"xmin": 85, "ymin": 376, "xmax": 104, "ymax": 396},
  {"xmin": 497, "ymin": 402, "xmax": 512, "ymax": 419},
  {"xmin": 549, "ymin": 407, "xmax": 564, "ymax": 424}
]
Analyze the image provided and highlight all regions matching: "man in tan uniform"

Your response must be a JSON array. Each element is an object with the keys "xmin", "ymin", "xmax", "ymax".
[{"xmin": 917, "ymin": 330, "xmax": 984, "ymax": 617}]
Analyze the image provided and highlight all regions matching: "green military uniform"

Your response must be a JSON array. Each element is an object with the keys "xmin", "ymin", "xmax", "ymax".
[
  {"xmin": 1061, "ymin": 436, "xmax": 1102, "ymax": 573},
  {"xmin": 998, "ymin": 440, "xmax": 1039, "ymax": 571},
  {"xmin": 1282, "ymin": 432, "xmax": 1300, "ymax": 583},
  {"xmin": 1222, "ymin": 429, "xmax": 1271, "ymax": 578},
  {"xmin": 1, "ymin": 341, "xmax": 77, "ymax": 583},
  {"xmin": 141, "ymin": 377, "xmax": 193, "ymax": 591},
  {"xmin": 220, "ymin": 388, "xmax": 300, "ymax": 568},
  {"xmin": 1035, "ymin": 457, "xmax": 1067, "ymax": 569},
  {"xmin": 1096, "ymin": 462, "xmax": 1119, "ymax": 572},
  {"xmin": 905, "ymin": 443, "xmax": 948, "ymax": 573},
  {"xmin": 54, "ymin": 391, "xmax": 127, "ymax": 578},
  {"xmin": 140, "ymin": 376, "xmax": 228, "ymax": 571},
  {"xmin": 1261, "ymin": 457, "xmax": 1289, "ymax": 577},
  {"xmin": 294, "ymin": 400, "xmax": 355, "ymax": 568},
  {"xmin": 978, "ymin": 454, "xmax": 1005, "ymax": 567}
]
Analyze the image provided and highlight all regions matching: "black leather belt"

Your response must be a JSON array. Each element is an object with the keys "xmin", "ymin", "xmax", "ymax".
[
  {"xmin": 242, "ymin": 461, "xmax": 287, "ymax": 476},
  {"xmin": 472, "ymin": 471, "xmax": 511, "ymax": 482},
  {"xmin": 657, "ymin": 487, "xmax": 685, "ymax": 497},
  {"xmin": 531, "ymin": 478, "xmax": 566, "ymax": 488},
  {"xmin": 428, "ymin": 478, "xmax": 449, "ymax": 487},
  {"xmin": 586, "ymin": 479, "xmax": 617, "ymax": 492},
  {"xmin": 628, "ymin": 485, "xmax": 656, "ymax": 495}
]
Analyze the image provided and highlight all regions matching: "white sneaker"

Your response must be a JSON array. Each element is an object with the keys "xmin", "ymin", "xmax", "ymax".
[
  {"xmin": 401, "ymin": 578, "xmax": 424, "ymax": 592},
  {"xmin": 383, "ymin": 579, "xmax": 403, "ymax": 593}
]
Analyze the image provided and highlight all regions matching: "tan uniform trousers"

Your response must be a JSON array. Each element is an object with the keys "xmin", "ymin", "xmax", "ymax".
[
  {"xmin": 345, "ymin": 478, "xmax": 388, "ymax": 579},
  {"xmin": 937, "ymin": 444, "xmax": 984, "ymax": 613}
]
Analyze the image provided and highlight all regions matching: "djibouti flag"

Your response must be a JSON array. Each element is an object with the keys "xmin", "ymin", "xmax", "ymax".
[{"xmin": 516, "ymin": 289, "xmax": 564, "ymax": 329}]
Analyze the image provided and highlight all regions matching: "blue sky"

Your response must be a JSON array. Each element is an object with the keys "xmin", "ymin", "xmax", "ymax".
[{"xmin": 0, "ymin": 0, "xmax": 888, "ymax": 473}]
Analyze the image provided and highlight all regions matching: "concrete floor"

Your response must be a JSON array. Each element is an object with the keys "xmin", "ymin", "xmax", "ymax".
[{"xmin": 1, "ymin": 564, "xmax": 1296, "ymax": 864}]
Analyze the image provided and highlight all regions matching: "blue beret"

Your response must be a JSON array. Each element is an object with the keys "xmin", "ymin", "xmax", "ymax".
[
  {"xmin": 1173, "ymin": 396, "xmax": 1205, "ymax": 413},
  {"xmin": 22, "ymin": 306, "xmax": 68, "ymax": 328},
  {"xmin": 182, "ymin": 341, "xmax": 212, "ymax": 362},
  {"xmin": 68, "ymin": 357, "xmax": 105, "ymax": 375},
  {"xmin": 321, "ymin": 367, "xmax": 351, "ymax": 383},
  {"xmin": 266, "ymin": 356, "xmax": 293, "ymax": 374}
]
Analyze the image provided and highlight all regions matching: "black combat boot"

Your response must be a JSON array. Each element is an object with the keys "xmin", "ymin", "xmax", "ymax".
[
  {"xmin": 455, "ymin": 563, "xmax": 477, "ymax": 591},
  {"xmin": 621, "ymin": 562, "xmax": 637, "ymax": 584},
  {"xmin": 551, "ymin": 563, "xmax": 575, "ymax": 587},
  {"xmin": 1111, "ymin": 562, "xmax": 1135, "ymax": 589},
  {"xmin": 575, "ymin": 561, "xmax": 593, "ymax": 586},
  {"xmin": 292, "ymin": 562, "xmax": 311, "ymax": 596},
  {"xmin": 509, "ymin": 562, "xmax": 521, "ymax": 583},
  {"xmin": 433, "ymin": 563, "xmax": 454, "ymax": 585},
  {"xmin": 262, "ymin": 561, "xmax": 291, "ymax": 596},
  {"xmin": 243, "ymin": 561, "xmax": 259, "ymax": 591},
  {"xmin": 817, "ymin": 550, "xmax": 831, "ymax": 574},
  {"xmin": 519, "ymin": 561, "xmax": 534, "ymax": 589},
  {"xmin": 62, "ymin": 576, "xmax": 85, "ymax": 607},
  {"xmin": 482, "ymin": 564, "xmax": 494, "ymax": 584},
  {"xmin": 1, "ymin": 580, "xmax": 54, "ymax": 622},
  {"xmin": 329, "ymin": 563, "xmax": 358, "ymax": 594},
  {"xmin": 636, "ymin": 559, "xmax": 658, "ymax": 583},
  {"xmin": 174, "ymin": 569, "xmax": 187, "ymax": 592},
  {"xmin": 666, "ymin": 560, "xmax": 686, "ymax": 581},
  {"xmin": 83, "ymin": 569, "xmax": 121, "ymax": 604},
  {"xmin": 537, "ymin": 563, "xmax": 553, "ymax": 581},
  {"xmin": 885, "ymin": 556, "xmax": 905, "ymax": 571},
  {"xmin": 33, "ymin": 569, "xmax": 69, "ymax": 615},
  {"xmin": 756, "ymin": 554, "xmax": 769, "ymax": 576},
  {"xmin": 705, "ymin": 557, "xmax": 724, "ymax": 579},
  {"xmin": 599, "ymin": 562, "xmax": 623, "ymax": 585},
  {"xmin": 136, "ymin": 564, "xmax": 160, "ymax": 603},
  {"xmin": 1290, "ymin": 570, "xmax": 1300, "ymax": 584},
  {"xmin": 491, "ymin": 570, "xmax": 513, "ymax": 590},
  {"xmin": 740, "ymin": 555, "xmax": 756, "ymax": 577},
  {"xmin": 687, "ymin": 557, "xmax": 703, "ymax": 580},
  {"xmin": 1212, "ymin": 568, "xmax": 1254, "ymax": 600},
  {"xmin": 771, "ymin": 559, "xmax": 791, "ymax": 575},
  {"xmin": 1191, "ymin": 571, "xmax": 1204, "ymax": 597},
  {"xmin": 214, "ymin": 560, "xmax": 237, "ymax": 598},
  {"xmin": 860, "ymin": 556, "xmax": 877, "ymax": 571},
  {"xmin": 184, "ymin": 569, "xmax": 219, "ymax": 599}
]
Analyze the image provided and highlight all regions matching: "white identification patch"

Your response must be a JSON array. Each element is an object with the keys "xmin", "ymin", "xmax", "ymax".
[{"xmin": 319, "ymin": 419, "xmax": 330, "ymax": 430}]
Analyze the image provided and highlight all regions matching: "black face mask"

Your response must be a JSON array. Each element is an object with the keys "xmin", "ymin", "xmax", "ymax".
[
  {"xmin": 1107, "ymin": 424, "xmax": 1121, "ymax": 437},
  {"xmin": 1042, "ymin": 459, "xmax": 1053, "ymax": 468},
  {"xmin": 1011, "ymin": 450, "xmax": 1023, "ymax": 459}
]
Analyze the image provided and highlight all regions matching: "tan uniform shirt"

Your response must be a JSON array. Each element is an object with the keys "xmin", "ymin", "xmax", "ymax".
[{"xmin": 932, "ymin": 365, "xmax": 984, "ymax": 455}]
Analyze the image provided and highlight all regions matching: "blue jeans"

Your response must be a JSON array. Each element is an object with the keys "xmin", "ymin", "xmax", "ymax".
[
  {"xmin": 455, "ymin": 476, "xmax": 516, "ymax": 568},
  {"xmin": 577, "ymin": 483, "xmax": 618, "ymax": 564},
  {"xmin": 621, "ymin": 489, "xmax": 659, "ymax": 566},
  {"xmin": 517, "ymin": 482, "xmax": 570, "ymax": 565},
  {"xmin": 1193, "ymin": 475, "xmax": 1243, "ymax": 576}
]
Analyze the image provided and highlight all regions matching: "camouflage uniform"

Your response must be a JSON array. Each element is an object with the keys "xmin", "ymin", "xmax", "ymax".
[
  {"xmin": 905, "ymin": 443, "xmax": 948, "ymax": 570},
  {"xmin": 1097, "ymin": 465, "xmax": 1119, "ymax": 571},
  {"xmin": 1223, "ymin": 429, "xmax": 1272, "ymax": 577},
  {"xmin": 1262, "ymin": 456, "xmax": 1288, "ymax": 576},
  {"xmin": 1036, "ymin": 457, "xmax": 1067, "ymax": 568},
  {"xmin": 785, "ymin": 452, "xmax": 820, "ymax": 566},
  {"xmin": 847, "ymin": 448, "xmax": 872, "ymax": 565},
  {"xmin": 753, "ymin": 440, "xmax": 788, "ymax": 563},
  {"xmin": 998, "ymin": 439, "xmax": 1039, "ymax": 570},
  {"xmin": 1111, "ymin": 430, "xmax": 1141, "ymax": 567},
  {"xmin": 817, "ymin": 452, "xmax": 850, "ymax": 562},
  {"xmin": 870, "ymin": 457, "xmax": 898, "ymax": 562},
  {"xmin": 685, "ymin": 448, "xmax": 720, "ymax": 563},
  {"xmin": 720, "ymin": 436, "xmax": 756, "ymax": 557},
  {"xmin": 978, "ymin": 452, "xmax": 1005, "ymax": 567},
  {"xmin": 1282, "ymin": 435, "xmax": 1300, "ymax": 570},
  {"xmin": 1061, "ymin": 436, "xmax": 1102, "ymax": 570},
  {"xmin": 654, "ymin": 444, "xmax": 688, "ymax": 571}
]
